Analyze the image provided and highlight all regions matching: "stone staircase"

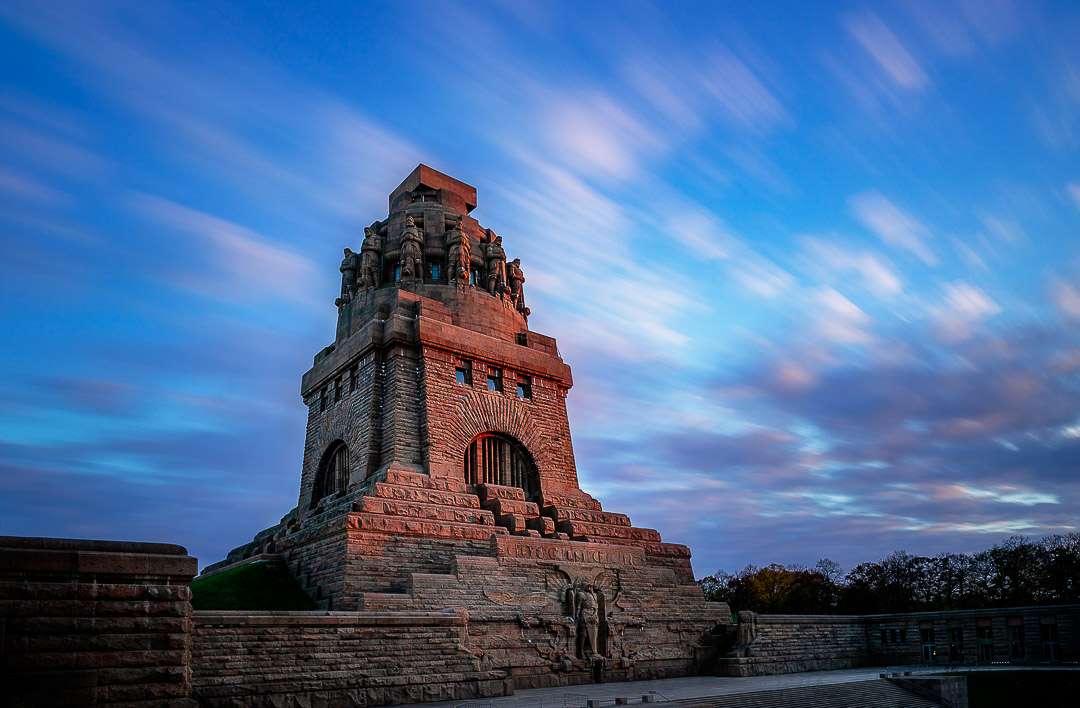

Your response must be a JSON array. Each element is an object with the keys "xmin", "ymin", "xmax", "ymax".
[{"xmin": 670, "ymin": 679, "xmax": 940, "ymax": 707}]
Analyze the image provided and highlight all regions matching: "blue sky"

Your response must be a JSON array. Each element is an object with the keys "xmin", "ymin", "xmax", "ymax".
[{"xmin": 1, "ymin": 1, "xmax": 1078, "ymax": 576}]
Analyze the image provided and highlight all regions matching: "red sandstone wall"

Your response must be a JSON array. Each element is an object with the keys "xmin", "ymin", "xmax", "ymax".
[
  {"xmin": 0, "ymin": 537, "xmax": 198, "ymax": 706},
  {"xmin": 191, "ymin": 610, "xmax": 511, "ymax": 706}
]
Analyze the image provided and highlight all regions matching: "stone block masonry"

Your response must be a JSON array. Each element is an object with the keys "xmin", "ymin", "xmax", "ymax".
[
  {"xmin": 0, "ymin": 536, "xmax": 198, "ymax": 707},
  {"xmin": 191, "ymin": 610, "xmax": 512, "ymax": 706}
]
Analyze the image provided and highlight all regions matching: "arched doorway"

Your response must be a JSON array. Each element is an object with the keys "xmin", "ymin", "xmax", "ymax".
[
  {"xmin": 463, "ymin": 432, "xmax": 539, "ymax": 501},
  {"xmin": 311, "ymin": 440, "xmax": 349, "ymax": 507}
]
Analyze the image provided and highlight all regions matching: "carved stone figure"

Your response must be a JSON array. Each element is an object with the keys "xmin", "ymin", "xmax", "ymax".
[
  {"xmin": 484, "ymin": 234, "xmax": 507, "ymax": 297},
  {"xmin": 507, "ymin": 258, "xmax": 526, "ymax": 311},
  {"xmin": 446, "ymin": 222, "xmax": 471, "ymax": 286},
  {"xmin": 358, "ymin": 226, "xmax": 382, "ymax": 289},
  {"xmin": 566, "ymin": 581, "xmax": 604, "ymax": 659},
  {"xmin": 732, "ymin": 610, "xmax": 758, "ymax": 657},
  {"xmin": 337, "ymin": 247, "xmax": 358, "ymax": 306},
  {"xmin": 399, "ymin": 215, "xmax": 424, "ymax": 279}
]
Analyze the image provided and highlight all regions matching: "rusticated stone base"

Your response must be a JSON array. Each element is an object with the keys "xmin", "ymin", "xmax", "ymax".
[
  {"xmin": 0, "ymin": 536, "xmax": 198, "ymax": 707},
  {"xmin": 192, "ymin": 611, "xmax": 512, "ymax": 706}
]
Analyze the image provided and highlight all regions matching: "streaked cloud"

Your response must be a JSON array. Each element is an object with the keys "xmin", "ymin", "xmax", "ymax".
[
  {"xmin": 844, "ymin": 11, "xmax": 929, "ymax": 91},
  {"xmin": 849, "ymin": 191, "xmax": 937, "ymax": 266}
]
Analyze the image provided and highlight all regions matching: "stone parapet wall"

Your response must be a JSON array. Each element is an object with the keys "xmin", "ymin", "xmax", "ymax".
[
  {"xmin": 718, "ymin": 604, "xmax": 1080, "ymax": 677},
  {"xmin": 0, "ymin": 536, "xmax": 198, "ymax": 707},
  {"xmin": 191, "ymin": 610, "xmax": 512, "ymax": 706}
]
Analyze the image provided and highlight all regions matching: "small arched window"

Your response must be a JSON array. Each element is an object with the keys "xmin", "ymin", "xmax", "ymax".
[
  {"xmin": 463, "ymin": 433, "xmax": 539, "ymax": 501},
  {"xmin": 312, "ymin": 440, "xmax": 349, "ymax": 507}
]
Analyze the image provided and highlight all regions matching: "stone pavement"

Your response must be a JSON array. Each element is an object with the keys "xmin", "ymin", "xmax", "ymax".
[{"xmin": 402, "ymin": 667, "xmax": 892, "ymax": 707}]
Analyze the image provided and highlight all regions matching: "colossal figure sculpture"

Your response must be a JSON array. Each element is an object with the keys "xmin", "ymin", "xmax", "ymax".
[
  {"xmin": 337, "ymin": 247, "xmax": 358, "ymax": 306},
  {"xmin": 484, "ymin": 233, "xmax": 507, "ymax": 296},
  {"xmin": 358, "ymin": 225, "xmax": 381, "ymax": 289},
  {"xmin": 567, "ymin": 581, "xmax": 605, "ymax": 659},
  {"xmin": 210, "ymin": 164, "xmax": 729, "ymax": 693},
  {"xmin": 446, "ymin": 221, "xmax": 471, "ymax": 286},
  {"xmin": 399, "ymin": 214, "xmax": 424, "ymax": 279},
  {"xmin": 507, "ymin": 257, "xmax": 526, "ymax": 312}
]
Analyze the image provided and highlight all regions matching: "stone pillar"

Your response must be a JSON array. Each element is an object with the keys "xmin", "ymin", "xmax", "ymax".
[{"xmin": 0, "ymin": 536, "xmax": 198, "ymax": 706}]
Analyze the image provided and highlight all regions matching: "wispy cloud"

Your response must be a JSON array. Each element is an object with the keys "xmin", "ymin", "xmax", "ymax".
[
  {"xmin": 130, "ymin": 195, "xmax": 318, "ymax": 306},
  {"xmin": 844, "ymin": 11, "xmax": 929, "ymax": 91},
  {"xmin": 849, "ymin": 191, "xmax": 937, "ymax": 266}
]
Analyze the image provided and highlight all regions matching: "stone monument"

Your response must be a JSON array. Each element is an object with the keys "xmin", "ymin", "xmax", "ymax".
[{"xmin": 210, "ymin": 164, "xmax": 730, "ymax": 688}]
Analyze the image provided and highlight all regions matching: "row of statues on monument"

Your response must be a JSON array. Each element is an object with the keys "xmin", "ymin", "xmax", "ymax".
[{"xmin": 337, "ymin": 215, "xmax": 528, "ymax": 314}]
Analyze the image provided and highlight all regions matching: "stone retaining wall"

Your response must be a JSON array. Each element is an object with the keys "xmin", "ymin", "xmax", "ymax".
[
  {"xmin": 0, "ymin": 536, "xmax": 198, "ymax": 707},
  {"xmin": 191, "ymin": 610, "xmax": 512, "ymax": 706}
]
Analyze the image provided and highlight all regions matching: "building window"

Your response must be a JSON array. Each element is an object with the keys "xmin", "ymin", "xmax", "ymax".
[
  {"xmin": 899, "ymin": 629, "xmax": 907, "ymax": 643},
  {"xmin": 349, "ymin": 365, "xmax": 358, "ymax": 393},
  {"xmin": 429, "ymin": 261, "xmax": 442, "ymax": 281},
  {"xmin": 879, "ymin": 629, "xmax": 886, "ymax": 643},
  {"xmin": 948, "ymin": 626, "xmax": 963, "ymax": 662},
  {"xmin": 516, "ymin": 332, "xmax": 528, "ymax": 346},
  {"xmin": 393, "ymin": 264, "xmax": 402, "ymax": 282},
  {"xmin": 1041, "ymin": 622, "xmax": 1059, "ymax": 661},
  {"xmin": 463, "ymin": 432, "xmax": 539, "ymax": 501},
  {"xmin": 469, "ymin": 269, "xmax": 479, "ymax": 286},
  {"xmin": 1007, "ymin": 621, "xmax": 1025, "ymax": 659},
  {"xmin": 319, "ymin": 387, "xmax": 327, "ymax": 412},
  {"xmin": 334, "ymin": 378, "xmax": 342, "ymax": 403},
  {"xmin": 311, "ymin": 440, "xmax": 349, "ymax": 507},
  {"xmin": 920, "ymin": 626, "xmax": 935, "ymax": 662},
  {"xmin": 455, "ymin": 359, "xmax": 472, "ymax": 385},
  {"xmin": 889, "ymin": 629, "xmax": 897, "ymax": 643},
  {"xmin": 977, "ymin": 624, "xmax": 994, "ymax": 662},
  {"xmin": 516, "ymin": 375, "xmax": 532, "ymax": 400},
  {"xmin": 487, "ymin": 367, "xmax": 503, "ymax": 392}
]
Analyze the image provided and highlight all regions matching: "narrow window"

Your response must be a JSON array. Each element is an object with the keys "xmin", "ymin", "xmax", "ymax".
[
  {"xmin": 516, "ymin": 332, "xmax": 528, "ymax": 346},
  {"xmin": 469, "ymin": 269, "xmax": 479, "ymax": 286},
  {"xmin": 430, "ymin": 261, "xmax": 442, "ymax": 281},
  {"xmin": 393, "ymin": 264, "xmax": 402, "ymax": 282},
  {"xmin": 486, "ymin": 367, "xmax": 503, "ymax": 393},
  {"xmin": 334, "ymin": 378, "xmax": 341, "ymax": 403},
  {"xmin": 349, "ymin": 365, "xmax": 358, "ymax": 393},
  {"xmin": 319, "ymin": 387, "xmax": 327, "ymax": 412},
  {"xmin": 455, "ymin": 359, "xmax": 472, "ymax": 385},
  {"xmin": 516, "ymin": 375, "xmax": 532, "ymax": 400}
]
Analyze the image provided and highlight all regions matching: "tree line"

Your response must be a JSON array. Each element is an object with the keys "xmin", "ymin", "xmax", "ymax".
[{"xmin": 699, "ymin": 534, "xmax": 1080, "ymax": 614}]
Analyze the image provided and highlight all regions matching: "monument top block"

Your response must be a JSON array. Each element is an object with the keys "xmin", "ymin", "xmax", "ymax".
[{"xmin": 390, "ymin": 163, "xmax": 478, "ymax": 214}]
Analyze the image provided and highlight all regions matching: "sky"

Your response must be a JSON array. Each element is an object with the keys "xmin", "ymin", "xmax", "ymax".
[{"xmin": 1, "ymin": 1, "xmax": 1079, "ymax": 577}]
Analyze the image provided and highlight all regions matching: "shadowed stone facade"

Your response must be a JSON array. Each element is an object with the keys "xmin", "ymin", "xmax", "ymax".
[{"xmin": 206, "ymin": 165, "xmax": 731, "ymax": 694}]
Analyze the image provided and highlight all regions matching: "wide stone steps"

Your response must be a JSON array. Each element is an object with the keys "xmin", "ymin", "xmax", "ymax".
[
  {"xmin": 557, "ymin": 520, "xmax": 662, "ymax": 543},
  {"xmin": 346, "ymin": 512, "xmax": 507, "ymax": 541},
  {"xmin": 543, "ymin": 506, "xmax": 631, "ymax": 526},
  {"xmin": 383, "ymin": 468, "xmax": 469, "ymax": 493},
  {"xmin": 671, "ymin": 679, "xmax": 940, "ymax": 707},
  {"xmin": 354, "ymin": 496, "xmax": 496, "ymax": 526},
  {"xmin": 370, "ymin": 482, "xmax": 481, "ymax": 509}
]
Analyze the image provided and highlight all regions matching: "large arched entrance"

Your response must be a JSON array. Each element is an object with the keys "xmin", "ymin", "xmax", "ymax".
[{"xmin": 463, "ymin": 432, "xmax": 539, "ymax": 501}]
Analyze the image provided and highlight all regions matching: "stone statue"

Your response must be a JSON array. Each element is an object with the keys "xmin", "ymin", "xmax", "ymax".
[
  {"xmin": 732, "ymin": 610, "xmax": 758, "ymax": 657},
  {"xmin": 484, "ymin": 233, "xmax": 507, "ymax": 297},
  {"xmin": 399, "ymin": 215, "xmax": 424, "ymax": 280},
  {"xmin": 507, "ymin": 257, "xmax": 526, "ymax": 311},
  {"xmin": 566, "ymin": 581, "xmax": 604, "ymax": 659},
  {"xmin": 358, "ymin": 226, "xmax": 381, "ymax": 289},
  {"xmin": 337, "ymin": 247, "xmax": 358, "ymax": 306},
  {"xmin": 446, "ymin": 222, "xmax": 471, "ymax": 286}
]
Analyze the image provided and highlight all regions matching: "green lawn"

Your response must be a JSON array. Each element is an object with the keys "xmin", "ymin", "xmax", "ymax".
[{"xmin": 191, "ymin": 560, "xmax": 316, "ymax": 611}]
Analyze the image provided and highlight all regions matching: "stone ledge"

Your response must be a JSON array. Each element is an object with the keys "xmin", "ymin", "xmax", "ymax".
[
  {"xmin": 193, "ymin": 609, "xmax": 469, "ymax": 627},
  {"xmin": 0, "ymin": 536, "xmax": 189, "ymax": 556}
]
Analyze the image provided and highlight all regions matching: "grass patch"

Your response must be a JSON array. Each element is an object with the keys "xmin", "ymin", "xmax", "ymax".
[{"xmin": 191, "ymin": 560, "xmax": 316, "ymax": 611}]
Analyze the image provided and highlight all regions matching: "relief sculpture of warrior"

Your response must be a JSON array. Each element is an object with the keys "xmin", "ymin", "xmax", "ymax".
[
  {"xmin": 446, "ymin": 221, "xmax": 471, "ymax": 286},
  {"xmin": 357, "ymin": 225, "xmax": 381, "ymax": 289},
  {"xmin": 336, "ymin": 247, "xmax": 358, "ymax": 306},
  {"xmin": 484, "ymin": 233, "xmax": 507, "ymax": 297},
  {"xmin": 399, "ymin": 215, "xmax": 424, "ymax": 279},
  {"xmin": 566, "ymin": 581, "xmax": 604, "ymax": 659}
]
